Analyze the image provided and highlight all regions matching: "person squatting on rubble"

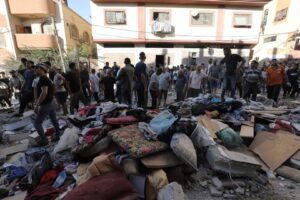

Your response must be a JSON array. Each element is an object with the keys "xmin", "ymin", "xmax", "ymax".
[
  {"xmin": 243, "ymin": 60, "xmax": 262, "ymax": 101},
  {"xmin": 33, "ymin": 63, "xmax": 61, "ymax": 146},
  {"xmin": 65, "ymin": 62, "xmax": 88, "ymax": 115},
  {"xmin": 266, "ymin": 59, "xmax": 286, "ymax": 103},
  {"xmin": 220, "ymin": 47, "xmax": 245, "ymax": 101}
]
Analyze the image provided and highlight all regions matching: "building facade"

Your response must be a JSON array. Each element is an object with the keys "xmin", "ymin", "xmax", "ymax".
[
  {"xmin": 253, "ymin": 0, "xmax": 300, "ymax": 61},
  {"xmin": 91, "ymin": 0, "xmax": 270, "ymax": 68},
  {"xmin": 0, "ymin": 0, "xmax": 92, "ymax": 65}
]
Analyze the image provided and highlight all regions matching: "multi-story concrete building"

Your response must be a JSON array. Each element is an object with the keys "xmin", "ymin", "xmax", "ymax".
[
  {"xmin": 0, "ymin": 0, "xmax": 92, "ymax": 65},
  {"xmin": 91, "ymin": 0, "xmax": 270, "ymax": 68},
  {"xmin": 254, "ymin": 0, "xmax": 300, "ymax": 60}
]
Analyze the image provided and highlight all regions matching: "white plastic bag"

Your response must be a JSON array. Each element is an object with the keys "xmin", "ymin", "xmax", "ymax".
[
  {"xmin": 191, "ymin": 124, "xmax": 216, "ymax": 149},
  {"xmin": 53, "ymin": 127, "xmax": 79, "ymax": 154}
]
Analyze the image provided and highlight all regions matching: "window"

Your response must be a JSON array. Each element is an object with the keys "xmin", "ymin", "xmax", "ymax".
[
  {"xmin": 233, "ymin": 14, "xmax": 252, "ymax": 28},
  {"xmin": 24, "ymin": 26, "xmax": 32, "ymax": 33},
  {"xmin": 105, "ymin": 11, "xmax": 126, "ymax": 25},
  {"xmin": 295, "ymin": 38, "xmax": 300, "ymax": 51},
  {"xmin": 264, "ymin": 36, "xmax": 277, "ymax": 43},
  {"xmin": 274, "ymin": 8, "xmax": 288, "ymax": 22},
  {"xmin": 191, "ymin": 12, "xmax": 214, "ymax": 26},
  {"xmin": 69, "ymin": 24, "xmax": 79, "ymax": 39},
  {"xmin": 82, "ymin": 32, "xmax": 90, "ymax": 44},
  {"xmin": 153, "ymin": 12, "xmax": 170, "ymax": 23}
]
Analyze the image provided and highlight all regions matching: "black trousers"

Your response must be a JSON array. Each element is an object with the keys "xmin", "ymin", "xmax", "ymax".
[
  {"xmin": 290, "ymin": 81, "xmax": 299, "ymax": 97},
  {"xmin": 150, "ymin": 90, "xmax": 158, "ymax": 108},
  {"xmin": 137, "ymin": 88, "xmax": 145, "ymax": 108},
  {"xmin": 93, "ymin": 92, "xmax": 99, "ymax": 103},
  {"xmin": 176, "ymin": 88, "xmax": 185, "ymax": 101},
  {"xmin": 104, "ymin": 89, "xmax": 115, "ymax": 102},
  {"xmin": 236, "ymin": 82, "xmax": 243, "ymax": 98},
  {"xmin": 19, "ymin": 92, "xmax": 33, "ymax": 114},
  {"xmin": 244, "ymin": 82, "xmax": 258, "ymax": 101},
  {"xmin": 267, "ymin": 84, "xmax": 281, "ymax": 102},
  {"xmin": 189, "ymin": 88, "xmax": 201, "ymax": 98}
]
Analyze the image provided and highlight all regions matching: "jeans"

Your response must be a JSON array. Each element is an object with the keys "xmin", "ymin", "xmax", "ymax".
[
  {"xmin": 221, "ymin": 75, "xmax": 236, "ymax": 99},
  {"xmin": 121, "ymin": 89, "xmax": 132, "ymax": 106},
  {"xmin": 236, "ymin": 82, "xmax": 243, "ymax": 98},
  {"xmin": 34, "ymin": 100, "xmax": 60, "ymax": 142},
  {"xmin": 92, "ymin": 92, "xmax": 99, "ymax": 102},
  {"xmin": 70, "ymin": 90, "xmax": 87, "ymax": 115},
  {"xmin": 82, "ymin": 82, "xmax": 91, "ymax": 102},
  {"xmin": 267, "ymin": 84, "xmax": 281, "ymax": 102},
  {"xmin": 159, "ymin": 89, "xmax": 168, "ymax": 104},
  {"xmin": 176, "ymin": 87, "xmax": 185, "ymax": 101},
  {"xmin": 19, "ymin": 91, "xmax": 33, "ymax": 114},
  {"xmin": 290, "ymin": 80, "xmax": 299, "ymax": 97},
  {"xmin": 150, "ymin": 90, "xmax": 158, "ymax": 108},
  {"xmin": 244, "ymin": 82, "xmax": 258, "ymax": 101}
]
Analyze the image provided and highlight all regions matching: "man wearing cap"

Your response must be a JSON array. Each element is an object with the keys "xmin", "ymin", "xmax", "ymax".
[
  {"xmin": 266, "ymin": 59, "xmax": 286, "ymax": 102},
  {"xmin": 243, "ymin": 60, "xmax": 262, "ymax": 101},
  {"xmin": 134, "ymin": 52, "xmax": 148, "ymax": 108},
  {"xmin": 34, "ymin": 63, "xmax": 60, "ymax": 146}
]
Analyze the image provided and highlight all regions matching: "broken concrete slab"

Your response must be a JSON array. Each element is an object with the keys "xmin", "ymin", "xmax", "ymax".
[
  {"xmin": 211, "ymin": 177, "xmax": 223, "ymax": 190},
  {"xmin": 208, "ymin": 185, "xmax": 223, "ymax": 197},
  {"xmin": 2, "ymin": 131, "xmax": 31, "ymax": 143},
  {"xmin": 206, "ymin": 145, "xmax": 261, "ymax": 177},
  {"xmin": 3, "ymin": 117, "xmax": 32, "ymax": 131},
  {"xmin": 0, "ymin": 140, "xmax": 29, "ymax": 158},
  {"xmin": 276, "ymin": 166, "xmax": 300, "ymax": 183},
  {"xmin": 250, "ymin": 131, "xmax": 300, "ymax": 171}
]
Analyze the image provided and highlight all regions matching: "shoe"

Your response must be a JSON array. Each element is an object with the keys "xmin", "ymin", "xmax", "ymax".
[{"xmin": 52, "ymin": 135, "xmax": 60, "ymax": 142}]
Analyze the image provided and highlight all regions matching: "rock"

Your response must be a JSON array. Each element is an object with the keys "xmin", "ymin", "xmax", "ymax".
[
  {"xmin": 199, "ymin": 181, "xmax": 208, "ymax": 188},
  {"xmin": 157, "ymin": 182, "xmax": 185, "ymax": 200},
  {"xmin": 230, "ymin": 190, "xmax": 235, "ymax": 194},
  {"xmin": 223, "ymin": 194, "xmax": 238, "ymax": 199},
  {"xmin": 235, "ymin": 187, "xmax": 245, "ymax": 195},
  {"xmin": 287, "ymin": 184, "xmax": 295, "ymax": 190},
  {"xmin": 209, "ymin": 185, "xmax": 223, "ymax": 197},
  {"xmin": 212, "ymin": 177, "xmax": 223, "ymax": 190}
]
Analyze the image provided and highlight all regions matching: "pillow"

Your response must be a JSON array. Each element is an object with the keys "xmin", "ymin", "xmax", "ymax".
[
  {"xmin": 105, "ymin": 116, "xmax": 138, "ymax": 125},
  {"xmin": 109, "ymin": 124, "xmax": 168, "ymax": 158}
]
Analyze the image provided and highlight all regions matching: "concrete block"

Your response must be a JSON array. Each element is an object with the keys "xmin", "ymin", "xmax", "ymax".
[
  {"xmin": 209, "ymin": 185, "xmax": 223, "ymax": 197},
  {"xmin": 212, "ymin": 177, "xmax": 223, "ymax": 190},
  {"xmin": 234, "ymin": 187, "xmax": 245, "ymax": 195}
]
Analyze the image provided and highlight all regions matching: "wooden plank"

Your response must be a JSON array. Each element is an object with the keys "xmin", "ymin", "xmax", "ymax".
[{"xmin": 240, "ymin": 125, "xmax": 254, "ymax": 138}]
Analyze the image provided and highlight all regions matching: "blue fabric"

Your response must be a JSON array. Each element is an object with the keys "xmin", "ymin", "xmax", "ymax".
[
  {"xmin": 52, "ymin": 170, "xmax": 67, "ymax": 188},
  {"xmin": 149, "ymin": 110, "xmax": 177, "ymax": 134},
  {"xmin": 7, "ymin": 166, "xmax": 27, "ymax": 181}
]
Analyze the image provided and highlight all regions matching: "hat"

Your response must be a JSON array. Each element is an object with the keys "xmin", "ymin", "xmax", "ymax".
[{"xmin": 36, "ymin": 63, "xmax": 48, "ymax": 72}]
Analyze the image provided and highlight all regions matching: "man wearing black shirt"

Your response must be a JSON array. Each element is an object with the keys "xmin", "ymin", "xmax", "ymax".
[
  {"xmin": 134, "ymin": 52, "xmax": 148, "ymax": 108},
  {"xmin": 66, "ymin": 62, "xmax": 88, "ymax": 114},
  {"xmin": 100, "ymin": 69, "xmax": 116, "ymax": 102},
  {"xmin": 220, "ymin": 48, "xmax": 245, "ymax": 100},
  {"xmin": 287, "ymin": 63, "xmax": 299, "ymax": 98},
  {"xmin": 33, "ymin": 63, "xmax": 60, "ymax": 146}
]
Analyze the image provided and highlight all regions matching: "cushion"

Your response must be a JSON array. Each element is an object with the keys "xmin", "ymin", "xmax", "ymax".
[
  {"xmin": 109, "ymin": 124, "xmax": 168, "ymax": 158},
  {"xmin": 105, "ymin": 116, "xmax": 138, "ymax": 125},
  {"xmin": 65, "ymin": 171, "xmax": 138, "ymax": 200}
]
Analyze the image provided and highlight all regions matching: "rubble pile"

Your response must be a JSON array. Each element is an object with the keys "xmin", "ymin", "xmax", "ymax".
[{"xmin": 0, "ymin": 95, "xmax": 300, "ymax": 200}]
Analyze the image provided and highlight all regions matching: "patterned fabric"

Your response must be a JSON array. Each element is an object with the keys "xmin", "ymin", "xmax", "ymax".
[
  {"xmin": 109, "ymin": 124, "xmax": 168, "ymax": 158},
  {"xmin": 105, "ymin": 116, "xmax": 138, "ymax": 125}
]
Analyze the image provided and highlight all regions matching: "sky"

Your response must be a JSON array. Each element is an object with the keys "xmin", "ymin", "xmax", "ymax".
[{"xmin": 68, "ymin": 0, "xmax": 91, "ymax": 23}]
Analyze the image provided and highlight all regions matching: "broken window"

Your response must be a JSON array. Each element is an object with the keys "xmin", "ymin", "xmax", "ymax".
[{"xmin": 105, "ymin": 11, "xmax": 126, "ymax": 25}]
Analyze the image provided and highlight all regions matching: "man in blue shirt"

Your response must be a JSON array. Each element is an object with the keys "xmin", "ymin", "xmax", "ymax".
[{"xmin": 134, "ymin": 52, "xmax": 148, "ymax": 108}]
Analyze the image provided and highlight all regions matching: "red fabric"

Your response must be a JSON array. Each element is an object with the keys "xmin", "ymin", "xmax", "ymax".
[
  {"xmin": 79, "ymin": 104, "xmax": 97, "ymax": 116},
  {"xmin": 83, "ymin": 127, "xmax": 102, "ymax": 144},
  {"xmin": 64, "ymin": 172, "xmax": 138, "ymax": 200},
  {"xmin": 25, "ymin": 181, "xmax": 63, "ymax": 200},
  {"xmin": 40, "ymin": 165, "xmax": 64, "ymax": 184},
  {"xmin": 105, "ymin": 116, "xmax": 138, "ymax": 125}
]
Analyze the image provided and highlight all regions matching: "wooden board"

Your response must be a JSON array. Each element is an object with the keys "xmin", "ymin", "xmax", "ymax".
[
  {"xmin": 250, "ymin": 132, "xmax": 300, "ymax": 171},
  {"xmin": 197, "ymin": 116, "xmax": 228, "ymax": 139},
  {"xmin": 240, "ymin": 125, "xmax": 254, "ymax": 138}
]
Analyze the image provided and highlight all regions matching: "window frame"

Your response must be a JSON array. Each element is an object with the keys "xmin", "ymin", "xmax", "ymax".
[
  {"xmin": 150, "ymin": 9, "xmax": 171, "ymax": 24},
  {"xmin": 104, "ymin": 9, "xmax": 127, "ymax": 25},
  {"xmin": 232, "ymin": 13, "xmax": 252, "ymax": 28},
  {"xmin": 82, "ymin": 31, "xmax": 90, "ymax": 44},
  {"xmin": 69, "ymin": 24, "xmax": 79, "ymax": 40},
  {"xmin": 190, "ymin": 10, "xmax": 215, "ymax": 27}
]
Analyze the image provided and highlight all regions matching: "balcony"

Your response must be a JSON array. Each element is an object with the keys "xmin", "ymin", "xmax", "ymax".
[
  {"xmin": 152, "ymin": 21, "xmax": 174, "ymax": 35},
  {"xmin": 8, "ymin": 0, "xmax": 56, "ymax": 18},
  {"xmin": 15, "ymin": 34, "xmax": 57, "ymax": 49}
]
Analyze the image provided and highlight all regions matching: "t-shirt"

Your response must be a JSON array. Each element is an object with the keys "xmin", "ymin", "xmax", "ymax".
[
  {"xmin": 101, "ymin": 77, "xmax": 115, "ymax": 92},
  {"xmin": 287, "ymin": 68, "xmax": 299, "ymax": 82},
  {"xmin": 159, "ymin": 72, "xmax": 171, "ymax": 91},
  {"xmin": 37, "ymin": 75, "xmax": 54, "ymax": 105},
  {"xmin": 189, "ymin": 71, "xmax": 207, "ymax": 90},
  {"xmin": 244, "ymin": 68, "xmax": 262, "ymax": 83},
  {"xmin": 81, "ymin": 70, "xmax": 90, "ymax": 84},
  {"xmin": 220, "ymin": 54, "xmax": 244, "ymax": 76},
  {"xmin": 9, "ymin": 77, "xmax": 22, "ymax": 90},
  {"xmin": 66, "ymin": 70, "xmax": 81, "ymax": 93},
  {"xmin": 266, "ymin": 66, "xmax": 285, "ymax": 86},
  {"xmin": 175, "ymin": 75, "xmax": 187, "ymax": 90},
  {"xmin": 32, "ymin": 77, "xmax": 40, "ymax": 88},
  {"xmin": 209, "ymin": 65, "xmax": 220, "ymax": 78},
  {"xmin": 149, "ymin": 73, "xmax": 159, "ymax": 91},
  {"xmin": 54, "ymin": 73, "xmax": 66, "ymax": 92},
  {"xmin": 117, "ymin": 65, "xmax": 134, "ymax": 91},
  {"xmin": 22, "ymin": 69, "xmax": 35, "ymax": 93},
  {"xmin": 134, "ymin": 61, "xmax": 147, "ymax": 90},
  {"xmin": 90, "ymin": 73, "xmax": 100, "ymax": 93}
]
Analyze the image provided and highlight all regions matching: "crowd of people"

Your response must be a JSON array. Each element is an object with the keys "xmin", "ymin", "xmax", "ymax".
[{"xmin": 0, "ymin": 48, "xmax": 300, "ymax": 145}]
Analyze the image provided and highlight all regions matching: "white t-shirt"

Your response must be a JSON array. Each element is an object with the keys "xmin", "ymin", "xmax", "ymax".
[
  {"xmin": 159, "ymin": 72, "xmax": 171, "ymax": 90},
  {"xmin": 90, "ymin": 73, "xmax": 100, "ymax": 93},
  {"xmin": 53, "ymin": 73, "xmax": 66, "ymax": 92},
  {"xmin": 32, "ymin": 77, "xmax": 40, "ymax": 88},
  {"xmin": 189, "ymin": 71, "xmax": 206, "ymax": 90}
]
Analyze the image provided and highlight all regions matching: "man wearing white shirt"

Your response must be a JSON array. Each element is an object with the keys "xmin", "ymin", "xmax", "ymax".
[{"xmin": 90, "ymin": 69, "xmax": 100, "ymax": 103}]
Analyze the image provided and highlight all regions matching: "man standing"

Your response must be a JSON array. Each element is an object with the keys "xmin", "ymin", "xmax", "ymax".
[
  {"xmin": 220, "ymin": 48, "xmax": 245, "ymax": 101},
  {"xmin": 34, "ymin": 63, "xmax": 60, "ymax": 146},
  {"xmin": 243, "ymin": 60, "xmax": 262, "ymax": 101},
  {"xmin": 112, "ymin": 62, "xmax": 120, "ymax": 78},
  {"xmin": 286, "ymin": 63, "xmax": 299, "ymax": 98},
  {"xmin": 17, "ymin": 60, "xmax": 35, "ymax": 116},
  {"xmin": 66, "ymin": 62, "xmax": 87, "ymax": 115},
  {"xmin": 117, "ymin": 58, "xmax": 134, "ymax": 106},
  {"xmin": 9, "ymin": 70, "xmax": 22, "ymax": 100},
  {"xmin": 89, "ymin": 69, "xmax": 100, "ymax": 103},
  {"xmin": 80, "ymin": 65, "xmax": 91, "ymax": 102},
  {"xmin": 103, "ymin": 62, "xmax": 110, "ymax": 75},
  {"xmin": 188, "ymin": 65, "xmax": 207, "ymax": 97},
  {"xmin": 266, "ymin": 59, "xmax": 285, "ymax": 102},
  {"xmin": 54, "ymin": 67, "xmax": 68, "ymax": 115},
  {"xmin": 175, "ymin": 69, "xmax": 187, "ymax": 101},
  {"xmin": 100, "ymin": 69, "xmax": 116, "ymax": 102},
  {"xmin": 158, "ymin": 68, "xmax": 171, "ymax": 107},
  {"xmin": 135, "ymin": 52, "xmax": 148, "ymax": 108},
  {"xmin": 208, "ymin": 60, "xmax": 220, "ymax": 96}
]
